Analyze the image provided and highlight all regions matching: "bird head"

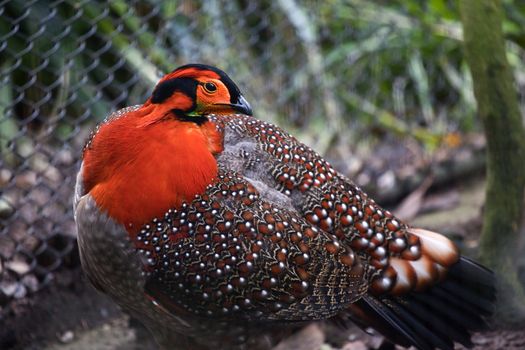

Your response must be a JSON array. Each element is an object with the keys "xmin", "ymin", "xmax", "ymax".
[
  {"xmin": 82, "ymin": 64, "xmax": 250, "ymax": 233},
  {"xmin": 146, "ymin": 64, "xmax": 252, "ymax": 124}
]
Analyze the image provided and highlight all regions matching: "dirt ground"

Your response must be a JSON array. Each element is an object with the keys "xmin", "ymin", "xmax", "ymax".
[{"xmin": 2, "ymin": 175, "xmax": 525, "ymax": 350}]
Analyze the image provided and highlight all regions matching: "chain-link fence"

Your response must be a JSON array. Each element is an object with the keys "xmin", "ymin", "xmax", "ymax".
[{"xmin": 1, "ymin": 0, "xmax": 525, "ymax": 318}]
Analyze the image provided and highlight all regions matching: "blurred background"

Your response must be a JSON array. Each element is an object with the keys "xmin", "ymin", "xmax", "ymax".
[{"xmin": 1, "ymin": 1, "xmax": 525, "ymax": 349}]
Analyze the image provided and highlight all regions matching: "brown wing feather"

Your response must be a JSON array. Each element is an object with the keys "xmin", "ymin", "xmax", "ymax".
[
  {"xmin": 211, "ymin": 114, "xmax": 457, "ymax": 296},
  {"xmin": 207, "ymin": 114, "xmax": 494, "ymax": 350},
  {"xmin": 138, "ymin": 168, "xmax": 367, "ymax": 322}
]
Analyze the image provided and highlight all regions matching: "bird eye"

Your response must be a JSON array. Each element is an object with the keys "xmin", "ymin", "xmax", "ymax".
[{"xmin": 203, "ymin": 82, "xmax": 217, "ymax": 94}]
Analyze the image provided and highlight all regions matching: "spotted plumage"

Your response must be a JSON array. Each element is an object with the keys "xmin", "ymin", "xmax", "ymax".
[
  {"xmin": 137, "ymin": 167, "xmax": 365, "ymax": 322},
  {"xmin": 209, "ymin": 114, "xmax": 434, "ymax": 294},
  {"xmin": 75, "ymin": 64, "xmax": 495, "ymax": 350}
]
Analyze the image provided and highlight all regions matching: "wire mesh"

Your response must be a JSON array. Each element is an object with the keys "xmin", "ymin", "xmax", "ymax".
[{"xmin": 0, "ymin": 0, "xmax": 524, "ymax": 316}]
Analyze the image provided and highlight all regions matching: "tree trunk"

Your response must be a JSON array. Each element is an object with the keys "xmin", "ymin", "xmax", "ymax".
[{"xmin": 460, "ymin": 0, "xmax": 525, "ymax": 324}]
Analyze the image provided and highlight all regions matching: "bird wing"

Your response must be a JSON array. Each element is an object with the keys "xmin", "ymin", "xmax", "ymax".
[
  {"xmin": 140, "ymin": 167, "xmax": 368, "ymax": 322},
  {"xmin": 211, "ymin": 114, "xmax": 459, "ymax": 296},
  {"xmin": 210, "ymin": 114, "xmax": 494, "ymax": 350}
]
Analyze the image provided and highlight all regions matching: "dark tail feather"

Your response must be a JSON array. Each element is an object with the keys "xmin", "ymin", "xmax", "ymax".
[{"xmin": 346, "ymin": 257, "xmax": 496, "ymax": 350}]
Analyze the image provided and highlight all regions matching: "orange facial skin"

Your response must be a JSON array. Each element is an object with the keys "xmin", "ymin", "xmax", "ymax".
[
  {"xmin": 81, "ymin": 64, "xmax": 250, "ymax": 235},
  {"xmin": 194, "ymin": 78, "xmax": 234, "ymax": 114}
]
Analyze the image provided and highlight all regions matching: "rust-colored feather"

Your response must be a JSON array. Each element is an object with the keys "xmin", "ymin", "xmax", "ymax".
[{"xmin": 82, "ymin": 105, "xmax": 222, "ymax": 234}]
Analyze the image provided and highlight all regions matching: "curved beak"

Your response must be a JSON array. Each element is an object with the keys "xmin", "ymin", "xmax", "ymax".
[{"xmin": 230, "ymin": 95, "xmax": 253, "ymax": 116}]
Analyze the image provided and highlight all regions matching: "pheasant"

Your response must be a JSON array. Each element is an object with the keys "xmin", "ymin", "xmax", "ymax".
[{"xmin": 75, "ymin": 64, "xmax": 495, "ymax": 350}]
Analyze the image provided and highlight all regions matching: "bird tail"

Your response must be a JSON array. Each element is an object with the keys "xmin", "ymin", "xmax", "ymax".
[{"xmin": 346, "ymin": 256, "xmax": 496, "ymax": 350}]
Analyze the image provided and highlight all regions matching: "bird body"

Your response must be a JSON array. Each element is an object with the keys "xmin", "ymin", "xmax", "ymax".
[{"xmin": 75, "ymin": 64, "xmax": 495, "ymax": 350}]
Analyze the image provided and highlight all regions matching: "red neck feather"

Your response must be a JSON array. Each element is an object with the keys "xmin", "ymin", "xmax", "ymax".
[{"xmin": 82, "ymin": 104, "xmax": 223, "ymax": 235}]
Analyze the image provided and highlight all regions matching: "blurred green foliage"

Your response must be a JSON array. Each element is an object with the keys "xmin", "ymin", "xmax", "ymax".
[{"xmin": 1, "ymin": 0, "xmax": 524, "ymax": 159}]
